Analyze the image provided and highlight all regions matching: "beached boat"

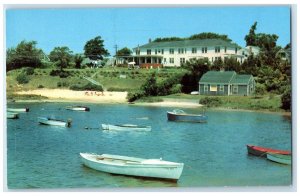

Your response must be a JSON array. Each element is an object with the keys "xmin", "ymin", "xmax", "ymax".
[
  {"xmin": 246, "ymin": 145, "xmax": 291, "ymax": 157},
  {"xmin": 65, "ymin": 106, "xmax": 90, "ymax": 111},
  {"xmin": 266, "ymin": 153, "xmax": 291, "ymax": 165},
  {"xmin": 101, "ymin": 124, "xmax": 151, "ymax": 131},
  {"xmin": 79, "ymin": 153, "xmax": 184, "ymax": 181},
  {"xmin": 7, "ymin": 107, "xmax": 29, "ymax": 112},
  {"xmin": 7, "ymin": 112, "xmax": 19, "ymax": 119},
  {"xmin": 38, "ymin": 117, "xmax": 72, "ymax": 127},
  {"xmin": 167, "ymin": 109, "xmax": 207, "ymax": 123}
]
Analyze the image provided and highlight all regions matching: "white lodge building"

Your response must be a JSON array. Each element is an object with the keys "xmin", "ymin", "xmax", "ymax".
[{"xmin": 131, "ymin": 39, "xmax": 245, "ymax": 68}]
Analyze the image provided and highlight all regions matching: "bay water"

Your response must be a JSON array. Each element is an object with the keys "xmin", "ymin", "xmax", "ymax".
[{"xmin": 6, "ymin": 102, "xmax": 292, "ymax": 189}]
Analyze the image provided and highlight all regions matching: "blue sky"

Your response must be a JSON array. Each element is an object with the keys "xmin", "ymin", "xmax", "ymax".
[{"xmin": 6, "ymin": 6, "xmax": 291, "ymax": 56}]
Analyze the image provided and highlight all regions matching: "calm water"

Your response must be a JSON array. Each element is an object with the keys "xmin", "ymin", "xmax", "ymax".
[{"xmin": 6, "ymin": 102, "xmax": 292, "ymax": 189}]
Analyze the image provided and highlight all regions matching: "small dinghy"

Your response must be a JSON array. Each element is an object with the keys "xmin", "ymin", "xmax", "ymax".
[
  {"xmin": 65, "ymin": 106, "xmax": 90, "ymax": 111},
  {"xmin": 79, "ymin": 153, "xmax": 184, "ymax": 181},
  {"xmin": 246, "ymin": 144, "xmax": 291, "ymax": 157},
  {"xmin": 7, "ymin": 112, "xmax": 19, "ymax": 119},
  {"xmin": 267, "ymin": 153, "xmax": 291, "ymax": 165},
  {"xmin": 167, "ymin": 109, "xmax": 207, "ymax": 123},
  {"xmin": 101, "ymin": 124, "xmax": 151, "ymax": 131},
  {"xmin": 7, "ymin": 107, "xmax": 29, "ymax": 112},
  {"xmin": 38, "ymin": 117, "xmax": 72, "ymax": 127}
]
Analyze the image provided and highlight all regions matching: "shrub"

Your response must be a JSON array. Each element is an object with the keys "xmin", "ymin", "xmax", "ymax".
[
  {"xmin": 70, "ymin": 83, "xmax": 103, "ymax": 91},
  {"xmin": 16, "ymin": 73, "xmax": 29, "ymax": 84},
  {"xmin": 281, "ymin": 87, "xmax": 291, "ymax": 111},
  {"xmin": 199, "ymin": 97, "xmax": 222, "ymax": 107},
  {"xmin": 50, "ymin": 69, "xmax": 71, "ymax": 78},
  {"xmin": 57, "ymin": 81, "xmax": 69, "ymax": 87},
  {"xmin": 23, "ymin": 67, "xmax": 35, "ymax": 75},
  {"xmin": 127, "ymin": 91, "xmax": 144, "ymax": 102}
]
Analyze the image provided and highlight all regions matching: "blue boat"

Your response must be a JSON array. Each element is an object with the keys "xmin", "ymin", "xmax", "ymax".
[{"xmin": 167, "ymin": 109, "xmax": 208, "ymax": 123}]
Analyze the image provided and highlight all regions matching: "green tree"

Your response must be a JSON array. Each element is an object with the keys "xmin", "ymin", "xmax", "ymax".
[
  {"xmin": 224, "ymin": 57, "xmax": 241, "ymax": 72},
  {"xmin": 74, "ymin": 54, "xmax": 84, "ymax": 69},
  {"xmin": 189, "ymin": 32, "xmax": 232, "ymax": 42},
  {"xmin": 245, "ymin": 21, "xmax": 257, "ymax": 46},
  {"xmin": 281, "ymin": 85, "xmax": 291, "ymax": 111},
  {"xmin": 6, "ymin": 40, "xmax": 43, "ymax": 71},
  {"xmin": 49, "ymin": 46, "xmax": 73, "ymax": 71},
  {"xmin": 181, "ymin": 58, "xmax": 210, "ymax": 93},
  {"xmin": 116, "ymin": 47, "xmax": 132, "ymax": 56},
  {"xmin": 141, "ymin": 73, "xmax": 158, "ymax": 96},
  {"xmin": 84, "ymin": 36, "xmax": 110, "ymax": 60}
]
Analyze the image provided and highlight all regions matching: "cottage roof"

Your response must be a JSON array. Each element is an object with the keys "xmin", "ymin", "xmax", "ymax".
[
  {"xmin": 231, "ymin": 74, "xmax": 252, "ymax": 84},
  {"xmin": 134, "ymin": 39, "xmax": 240, "ymax": 50},
  {"xmin": 199, "ymin": 71, "xmax": 236, "ymax": 84}
]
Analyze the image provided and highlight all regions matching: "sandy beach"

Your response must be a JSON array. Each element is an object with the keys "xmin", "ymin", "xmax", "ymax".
[
  {"xmin": 16, "ymin": 89, "xmax": 128, "ymax": 103},
  {"xmin": 15, "ymin": 89, "xmax": 202, "ymax": 108}
]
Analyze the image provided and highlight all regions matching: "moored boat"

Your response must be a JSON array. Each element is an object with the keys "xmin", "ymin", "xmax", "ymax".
[
  {"xmin": 79, "ymin": 153, "xmax": 184, "ymax": 181},
  {"xmin": 7, "ymin": 107, "xmax": 29, "ymax": 112},
  {"xmin": 38, "ymin": 117, "xmax": 72, "ymax": 127},
  {"xmin": 65, "ymin": 106, "xmax": 90, "ymax": 111},
  {"xmin": 266, "ymin": 153, "xmax": 291, "ymax": 165},
  {"xmin": 101, "ymin": 124, "xmax": 151, "ymax": 131},
  {"xmin": 167, "ymin": 109, "xmax": 207, "ymax": 123},
  {"xmin": 246, "ymin": 144, "xmax": 291, "ymax": 157},
  {"xmin": 7, "ymin": 112, "xmax": 19, "ymax": 119}
]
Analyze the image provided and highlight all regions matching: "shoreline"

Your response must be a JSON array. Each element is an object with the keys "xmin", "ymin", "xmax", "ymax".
[{"xmin": 8, "ymin": 88, "xmax": 291, "ymax": 115}]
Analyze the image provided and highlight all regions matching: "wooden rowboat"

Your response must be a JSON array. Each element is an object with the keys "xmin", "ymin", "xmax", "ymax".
[
  {"xmin": 267, "ymin": 153, "xmax": 291, "ymax": 165},
  {"xmin": 101, "ymin": 124, "xmax": 151, "ymax": 131},
  {"xmin": 167, "ymin": 109, "xmax": 207, "ymax": 123},
  {"xmin": 7, "ymin": 112, "xmax": 19, "ymax": 119},
  {"xmin": 38, "ymin": 117, "xmax": 72, "ymax": 127},
  {"xmin": 7, "ymin": 107, "xmax": 29, "ymax": 112},
  {"xmin": 79, "ymin": 153, "xmax": 184, "ymax": 181},
  {"xmin": 246, "ymin": 144, "xmax": 291, "ymax": 157},
  {"xmin": 65, "ymin": 106, "xmax": 90, "ymax": 111}
]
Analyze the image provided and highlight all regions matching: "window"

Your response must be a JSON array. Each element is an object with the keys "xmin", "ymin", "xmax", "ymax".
[
  {"xmin": 224, "ymin": 47, "xmax": 227, "ymax": 53},
  {"xmin": 169, "ymin": 58, "xmax": 174, "ymax": 63},
  {"xmin": 180, "ymin": 58, "xmax": 185, "ymax": 64},
  {"xmin": 235, "ymin": 47, "xmax": 238, "ymax": 54},
  {"xmin": 215, "ymin": 46, "xmax": 220, "ymax": 53},
  {"xmin": 202, "ymin": 47, "xmax": 207, "ymax": 53},
  {"xmin": 210, "ymin": 85, "xmax": 217, "ymax": 92},
  {"xmin": 219, "ymin": 85, "xmax": 224, "ymax": 92},
  {"xmin": 163, "ymin": 58, "xmax": 167, "ymax": 63},
  {"xmin": 155, "ymin": 49, "xmax": 157, "ymax": 54},
  {"xmin": 147, "ymin": 49, "xmax": 151, "ymax": 55},
  {"xmin": 204, "ymin": 85, "xmax": 208, "ymax": 92},
  {"xmin": 169, "ymin": 48, "xmax": 174, "ymax": 54},
  {"xmin": 161, "ymin": 49, "xmax": 164, "ymax": 54},
  {"xmin": 233, "ymin": 85, "xmax": 238, "ymax": 94},
  {"xmin": 178, "ymin": 48, "xmax": 185, "ymax": 54},
  {"xmin": 192, "ymin": 48, "xmax": 197, "ymax": 54},
  {"xmin": 135, "ymin": 49, "xmax": 140, "ymax": 55}
]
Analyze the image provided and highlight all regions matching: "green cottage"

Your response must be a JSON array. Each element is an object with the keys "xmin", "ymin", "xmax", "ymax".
[{"xmin": 198, "ymin": 71, "xmax": 255, "ymax": 96}]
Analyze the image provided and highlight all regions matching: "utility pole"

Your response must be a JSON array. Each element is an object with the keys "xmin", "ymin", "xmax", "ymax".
[{"xmin": 114, "ymin": 44, "xmax": 118, "ymax": 66}]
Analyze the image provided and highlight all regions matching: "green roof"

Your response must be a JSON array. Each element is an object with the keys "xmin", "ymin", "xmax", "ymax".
[
  {"xmin": 199, "ymin": 71, "xmax": 236, "ymax": 84},
  {"xmin": 199, "ymin": 71, "xmax": 253, "ymax": 84},
  {"xmin": 135, "ymin": 39, "xmax": 240, "ymax": 49},
  {"xmin": 231, "ymin": 75, "xmax": 252, "ymax": 84}
]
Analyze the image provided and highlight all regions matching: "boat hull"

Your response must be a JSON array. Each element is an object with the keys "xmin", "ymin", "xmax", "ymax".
[
  {"xmin": 66, "ymin": 106, "xmax": 90, "ymax": 111},
  {"xmin": 7, "ymin": 108, "xmax": 29, "ymax": 112},
  {"xmin": 267, "ymin": 153, "xmax": 291, "ymax": 165},
  {"xmin": 247, "ymin": 145, "xmax": 291, "ymax": 157},
  {"xmin": 7, "ymin": 112, "xmax": 19, "ymax": 119},
  {"xmin": 167, "ymin": 111, "xmax": 207, "ymax": 123},
  {"xmin": 38, "ymin": 117, "xmax": 70, "ymax": 127},
  {"xmin": 101, "ymin": 124, "xmax": 151, "ymax": 131},
  {"xmin": 80, "ymin": 153, "xmax": 184, "ymax": 180}
]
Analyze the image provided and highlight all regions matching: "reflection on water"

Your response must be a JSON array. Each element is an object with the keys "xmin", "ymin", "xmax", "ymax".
[{"xmin": 6, "ymin": 102, "xmax": 292, "ymax": 189}]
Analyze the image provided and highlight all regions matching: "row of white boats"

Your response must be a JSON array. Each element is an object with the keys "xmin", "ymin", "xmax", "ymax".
[{"xmin": 6, "ymin": 105, "xmax": 210, "ymax": 181}]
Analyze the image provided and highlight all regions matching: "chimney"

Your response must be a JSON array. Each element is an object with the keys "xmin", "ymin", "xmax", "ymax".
[{"xmin": 148, "ymin": 38, "xmax": 152, "ymax": 43}]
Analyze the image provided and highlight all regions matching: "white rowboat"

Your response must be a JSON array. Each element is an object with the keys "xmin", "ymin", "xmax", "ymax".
[
  {"xmin": 7, "ymin": 112, "xmax": 19, "ymax": 119},
  {"xmin": 65, "ymin": 106, "xmax": 90, "ymax": 111},
  {"xmin": 38, "ymin": 117, "xmax": 71, "ymax": 127},
  {"xmin": 7, "ymin": 107, "xmax": 29, "ymax": 112},
  {"xmin": 79, "ymin": 153, "xmax": 184, "ymax": 181},
  {"xmin": 101, "ymin": 124, "xmax": 151, "ymax": 131}
]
